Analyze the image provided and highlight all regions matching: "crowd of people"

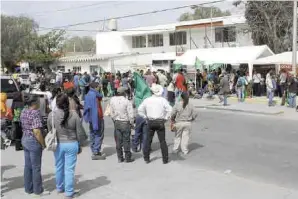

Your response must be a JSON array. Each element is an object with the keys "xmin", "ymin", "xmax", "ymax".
[{"xmin": 1, "ymin": 65, "xmax": 297, "ymax": 198}]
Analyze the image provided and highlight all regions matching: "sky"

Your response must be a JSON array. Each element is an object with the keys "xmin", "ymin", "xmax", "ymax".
[{"xmin": 1, "ymin": 0, "xmax": 244, "ymax": 38}]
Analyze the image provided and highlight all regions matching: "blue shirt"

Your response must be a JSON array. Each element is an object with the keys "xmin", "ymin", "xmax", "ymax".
[{"xmin": 74, "ymin": 75, "xmax": 79, "ymax": 87}]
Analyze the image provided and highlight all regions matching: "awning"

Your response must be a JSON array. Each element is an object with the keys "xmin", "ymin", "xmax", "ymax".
[
  {"xmin": 174, "ymin": 45, "xmax": 274, "ymax": 66},
  {"xmin": 253, "ymin": 51, "xmax": 298, "ymax": 65}
]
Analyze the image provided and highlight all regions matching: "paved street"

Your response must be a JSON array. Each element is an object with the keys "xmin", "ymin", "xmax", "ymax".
[{"xmin": 1, "ymin": 105, "xmax": 298, "ymax": 199}]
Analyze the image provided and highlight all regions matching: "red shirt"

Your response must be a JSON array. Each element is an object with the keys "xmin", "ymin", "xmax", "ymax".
[
  {"xmin": 97, "ymin": 98, "xmax": 103, "ymax": 119},
  {"xmin": 175, "ymin": 73, "xmax": 187, "ymax": 91}
]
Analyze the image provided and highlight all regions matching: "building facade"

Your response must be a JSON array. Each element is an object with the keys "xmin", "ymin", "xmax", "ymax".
[{"xmin": 55, "ymin": 15, "xmax": 253, "ymax": 74}]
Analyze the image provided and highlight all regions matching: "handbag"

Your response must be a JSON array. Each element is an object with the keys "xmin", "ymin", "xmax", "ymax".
[{"xmin": 45, "ymin": 111, "xmax": 57, "ymax": 151}]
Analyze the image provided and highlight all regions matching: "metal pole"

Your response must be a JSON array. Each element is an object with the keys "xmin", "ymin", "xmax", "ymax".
[{"xmin": 292, "ymin": 0, "xmax": 297, "ymax": 77}]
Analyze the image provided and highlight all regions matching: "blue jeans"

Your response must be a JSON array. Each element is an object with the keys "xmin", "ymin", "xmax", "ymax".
[
  {"xmin": 89, "ymin": 119, "xmax": 104, "ymax": 154},
  {"xmin": 237, "ymin": 86, "xmax": 245, "ymax": 102},
  {"xmin": 54, "ymin": 142, "xmax": 79, "ymax": 197},
  {"xmin": 288, "ymin": 93, "xmax": 297, "ymax": 108},
  {"xmin": 133, "ymin": 115, "xmax": 148, "ymax": 151},
  {"xmin": 268, "ymin": 90, "xmax": 274, "ymax": 106},
  {"xmin": 22, "ymin": 135, "xmax": 43, "ymax": 195},
  {"xmin": 219, "ymin": 94, "xmax": 228, "ymax": 105}
]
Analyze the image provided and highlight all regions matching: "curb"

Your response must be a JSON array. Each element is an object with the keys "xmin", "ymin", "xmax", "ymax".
[{"xmin": 195, "ymin": 105, "xmax": 285, "ymax": 116}]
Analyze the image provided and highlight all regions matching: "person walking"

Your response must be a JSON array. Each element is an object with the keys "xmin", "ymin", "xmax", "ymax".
[
  {"xmin": 47, "ymin": 94, "xmax": 87, "ymax": 199},
  {"xmin": 138, "ymin": 84, "xmax": 172, "ymax": 164},
  {"xmin": 171, "ymin": 93, "xmax": 197, "ymax": 155},
  {"xmin": 287, "ymin": 73, "xmax": 297, "ymax": 108},
  {"xmin": 84, "ymin": 82, "xmax": 106, "ymax": 160},
  {"xmin": 109, "ymin": 87, "xmax": 135, "ymax": 163},
  {"xmin": 218, "ymin": 71, "xmax": 230, "ymax": 106},
  {"xmin": 20, "ymin": 95, "xmax": 49, "ymax": 196},
  {"xmin": 236, "ymin": 72, "xmax": 246, "ymax": 102}
]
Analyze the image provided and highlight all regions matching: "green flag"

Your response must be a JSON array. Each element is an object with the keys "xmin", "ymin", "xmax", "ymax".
[
  {"xmin": 195, "ymin": 57, "xmax": 204, "ymax": 70},
  {"xmin": 173, "ymin": 63, "xmax": 182, "ymax": 71},
  {"xmin": 133, "ymin": 72, "xmax": 152, "ymax": 108}
]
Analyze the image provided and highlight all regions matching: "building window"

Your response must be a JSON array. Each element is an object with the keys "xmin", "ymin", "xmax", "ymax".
[
  {"xmin": 57, "ymin": 66, "xmax": 65, "ymax": 72},
  {"xmin": 169, "ymin": 31, "xmax": 187, "ymax": 46},
  {"xmin": 73, "ymin": 66, "xmax": 81, "ymax": 72},
  {"xmin": 148, "ymin": 34, "xmax": 163, "ymax": 47},
  {"xmin": 215, "ymin": 26, "xmax": 236, "ymax": 43},
  {"xmin": 90, "ymin": 65, "xmax": 99, "ymax": 73},
  {"xmin": 132, "ymin": 36, "xmax": 146, "ymax": 48}
]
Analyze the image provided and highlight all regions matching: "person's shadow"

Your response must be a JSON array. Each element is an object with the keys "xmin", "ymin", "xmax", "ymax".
[{"xmin": 43, "ymin": 174, "xmax": 111, "ymax": 197}]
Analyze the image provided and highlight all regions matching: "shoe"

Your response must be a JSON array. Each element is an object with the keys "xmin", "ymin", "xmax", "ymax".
[
  {"xmin": 118, "ymin": 158, "xmax": 124, "ymax": 163},
  {"xmin": 144, "ymin": 159, "xmax": 150, "ymax": 164},
  {"xmin": 131, "ymin": 148, "xmax": 138, "ymax": 153},
  {"xmin": 91, "ymin": 152, "xmax": 106, "ymax": 160},
  {"xmin": 125, "ymin": 158, "xmax": 135, "ymax": 163},
  {"xmin": 163, "ymin": 160, "xmax": 169, "ymax": 164},
  {"xmin": 33, "ymin": 191, "xmax": 51, "ymax": 197},
  {"xmin": 65, "ymin": 191, "xmax": 80, "ymax": 199}
]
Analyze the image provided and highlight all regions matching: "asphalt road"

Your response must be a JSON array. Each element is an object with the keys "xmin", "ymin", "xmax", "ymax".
[{"xmin": 94, "ymin": 108, "xmax": 298, "ymax": 190}]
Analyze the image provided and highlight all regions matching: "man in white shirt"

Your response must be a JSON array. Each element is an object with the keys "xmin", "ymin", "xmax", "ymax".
[
  {"xmin": 110, "ymin": 87, "xmax": 135, "ymax": 163},
  {"xmin": 29, "ymin": 72, "xmax": 37, "ymax": 84},
  {"xmin": 252, "ymin": 70, "xmax": 262, "ymax": 96},
  {"xmin": 138, "ymin": 84, "xmax": 172, "ymax": 164}
]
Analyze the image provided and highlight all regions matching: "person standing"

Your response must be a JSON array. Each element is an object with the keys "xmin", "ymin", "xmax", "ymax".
[
  {"xmin": 252, "ymin": 70, "xmax": 262, "ymax": 96},
  {"xmin": 171, "ymin": 93, "xmax": 197, "ymax": 155},
  {"xmin": 266, "ymin": 71, "xmax": 275, "ymax": 106},
  {"xmin": 218, "ymin": 71, "xmax": 230, "ymax": 106},
  {"xmin": 175, "ymin": 69, "xmax": 187, "ymax": 99},
  {"xmin": 73, "ymin": 73, "xmax": 80, "ymax": 96},
  {"xmin": 11, "ymin": 92, "xmax": 25, "ymax": 151},
  {"xmin": 84, "ymin": 82, "xmax": 106, "ymax": 160},
  {"xmin": 109, "ymin": 87, "xmax": 135, "ymax": 163},
  {"xmin": 287, "ymin": 73, "xmax": 297, "ymax": 108},
  {"xmin": 138, "ymin": 84, "xmax": 172, "ymax": 164},
  {"xmin": 20, "ymin": 95, "xmax": 49, "ymax": 196},
  {"xmin": 47, "ymin": 94, "xmax": 87, "ymax": 199},
  {"xmin": 236, "ymin": 72, "xmax": 246, "ymax": 102},
  {"xmin": 279, "ymin": 69, "xmax": 288, "ymax": 105},
  {"xmin": 144, "ymin": 70, "xmax": 156, "ymax": 87}
]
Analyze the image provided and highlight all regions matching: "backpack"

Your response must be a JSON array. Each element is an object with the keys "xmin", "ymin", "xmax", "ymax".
[{"xmin": 237, "ymin": 78, "xmax": 244, "ymax": 87}]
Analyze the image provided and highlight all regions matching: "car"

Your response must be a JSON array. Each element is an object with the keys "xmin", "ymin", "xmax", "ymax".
[{"xmin": 0, "ymin": 75, "xmax": 20, "ymax": 108}]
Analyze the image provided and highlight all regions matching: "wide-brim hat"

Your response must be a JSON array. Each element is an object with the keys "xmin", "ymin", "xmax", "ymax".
[{"xmin": 150, "ymin": 83, "xmax": 163, "ymax": 96}]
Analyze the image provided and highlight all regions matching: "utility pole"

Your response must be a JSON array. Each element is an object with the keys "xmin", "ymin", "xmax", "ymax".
[{"xmin": 292, "ymin": 0, "xmax": 297, "ymax": 77}]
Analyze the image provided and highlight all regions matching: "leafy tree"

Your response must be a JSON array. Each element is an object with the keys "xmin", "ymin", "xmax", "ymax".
[
  {"xmin": 179, "ymin": 6, "xmax": 231, "ymax": 21},
  {"xmin": 234, "ymin": 1, "xmax": 293, "ymax": 53},
  {"xmin": 63, "ymin": 36, "xmax": 96, "ymax": 53},
  {"xmin": 1, "ymin": 15, "xmax": 38, "ymax": 70},
  {"xmin": 25, "ymin": 30, "xmax": 66, "ymax": 66}
]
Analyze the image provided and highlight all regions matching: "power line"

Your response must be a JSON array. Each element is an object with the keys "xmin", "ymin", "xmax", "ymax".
[
  {"xmin": 38, "ymin": 0, "xmax": 226, "ymax": 31},
  {"xmin": 26, "ymin": 1, "xmax": 114, "ymax": 16}
]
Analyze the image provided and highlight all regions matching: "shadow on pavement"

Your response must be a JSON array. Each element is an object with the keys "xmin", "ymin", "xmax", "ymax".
[
  {"xmin": 75, "ymin": 176, "xmax": 111, "ymax": 196},
  {"xmin": 102, "ymin": 146, "xmax": 117, "ymax": 157},
  {"xmin": 1, "ymin": 165, "xmax": 16, "ymax": 180},
  {"xmin": 188, "ymin": 143, "xmax": 204, "ymax": 153},
  {"xmin": 1, "ymin": 173, "xmax": 54, "ymax": 194}
]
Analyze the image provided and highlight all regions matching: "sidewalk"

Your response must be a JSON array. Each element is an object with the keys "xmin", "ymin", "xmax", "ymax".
[
  {"xmin": 190, "ymin": 97, "xmax": 298, "ymax": 118},
  {"xmin": 1, "ymin": 145, "xmax": 298, "ymax": 199}
]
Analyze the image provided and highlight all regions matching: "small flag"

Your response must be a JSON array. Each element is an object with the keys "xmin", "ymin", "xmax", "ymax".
[
  {"xmin": 173, "ymin": 63, "xmax": 182, "ymax": 71},
  {"xmin": 133, "ymin": 72, "xmax": 152, "ymax": 108}
]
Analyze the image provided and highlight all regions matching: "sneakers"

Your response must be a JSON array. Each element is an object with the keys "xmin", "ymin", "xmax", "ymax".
[
  {"xmin": 125, "ymin": 158, "xmax": 135, "ymax": 163},
  {"xmin": 33, "ymin": 190, "xmax": 51, "ymax": 197},
  {"xmin": 65, "ymin": 191, "xmax": 80, "ymax": 199},
  {"xmin": 91, "ymin": 152, "xmax": 106, "ymax": 160},
  {"xmin": 118, "ymin": 158, "xmax": 124, "ymax": 163}
]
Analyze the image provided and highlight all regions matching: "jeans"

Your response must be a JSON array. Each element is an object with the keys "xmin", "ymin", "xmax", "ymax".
[
  {"xmin": 114, "ymin": 121, "xmax": 131, "ymax": 160},
  {"xmin": 219, "ymin": 93, "xmax": 228, "ymax": 105},
  {"xmin": 22, "ymin": 135, "xmax": 43, "ymax": 194},
  {"xmin": 268, "ymin": 90, "xmax": 274, "ymax": 106},
  {"xmin": 133, "ymin": 115, "xmax": 147, "ymax": 151},
  {"xmin": 54, "ymin": 142, "xmax": 79, "ymax": 197},
  {"xmin": 288, "ymin": 93, "xmax": 297, "ymax": 108},
  {"xmin": 143, "ymin": 120, "xmax": 168, "ymax": 162},
  {"xmin": 89, "ymin": 119, "xmax": 104, "ymax": 154},
  {"xmin": 237, "ymin": 86, "xmax": 245, "ymax": 102}
]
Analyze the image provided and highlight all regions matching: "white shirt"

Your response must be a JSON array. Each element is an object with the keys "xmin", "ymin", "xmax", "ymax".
[
  {"xmin": 138, "ymin": 95, "xmax": 172, "ymax": 120},
  {"xmin": 29, "ymin": 73, "xmax": 37, "ymax": 82},
  {"xmin": 253, "ymin": 73, "xmax": 261, "ymax": 83},
  {"xmin": 110, "ymin": 96, "xmax": 134, "ymax": 124},
  {"xmin": 50, "ymin": 97, "xmax": 57, "ymax": 111}
]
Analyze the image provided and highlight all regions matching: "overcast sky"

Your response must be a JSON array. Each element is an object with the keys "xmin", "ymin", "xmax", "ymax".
[{"xmin": 1, "ymin": 0, "xmax": 244, "ymax": 38}]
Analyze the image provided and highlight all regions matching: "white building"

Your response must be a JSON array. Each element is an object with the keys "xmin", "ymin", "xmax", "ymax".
[{"xmin": 54, "ymin": 15, "xmax": 253, "ymax": 74}]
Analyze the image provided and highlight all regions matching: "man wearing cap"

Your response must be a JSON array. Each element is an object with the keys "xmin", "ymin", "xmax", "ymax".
[
  {"xmin": 138, "ymin": 83, "xmax": 172, "ymax": 164},
  {"xmin": 109, "ymin": 87, "xmax": 135, "ymax": 163}
]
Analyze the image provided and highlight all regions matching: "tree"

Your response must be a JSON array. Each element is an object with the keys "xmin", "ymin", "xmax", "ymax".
[
  {"xmin": 179, "ymin": 6, "xmax": 231, "ymax": 21},
  {"xmin": 25, "ymin": 30, "xmax": 66, "ymax": 66},
  {"xmin": 234, "ymin": 1, "xmax": 293, "ymax": 53},
  {"xmin": 63, "ymin": 36, "xmax": 96, "ymax": 53},
  {"xmin": 1, "ymin": 15, "xmax": 38, "ymax": 70}
]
